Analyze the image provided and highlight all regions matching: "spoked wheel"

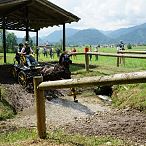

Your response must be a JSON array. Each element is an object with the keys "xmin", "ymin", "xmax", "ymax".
[
  {"xmin": 11, "ymin": 67, "xmax": 17, "ymax": 80},
  {"xmin": 18, "ymin": 71, "xmax": 27, "ymax": 87}
]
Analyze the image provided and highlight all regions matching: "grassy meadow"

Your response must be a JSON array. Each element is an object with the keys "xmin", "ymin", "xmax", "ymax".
[{"xmin": 1, "ymin": 45, "xmax": 146, "ymax": 71}]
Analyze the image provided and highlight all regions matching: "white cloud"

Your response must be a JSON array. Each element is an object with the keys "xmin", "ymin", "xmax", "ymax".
[
  {"xmin": 11, "ymin": 0, "xmax": 146, "ymax": 37},
  {"xmin": 48, "ymin": 0, "xmax": 146, "ymax": 30}
]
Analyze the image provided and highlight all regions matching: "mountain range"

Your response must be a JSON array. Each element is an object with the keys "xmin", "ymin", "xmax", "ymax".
[{"xmin": 19, "ymin": 23, "xmax": 146, "ymax": 45}]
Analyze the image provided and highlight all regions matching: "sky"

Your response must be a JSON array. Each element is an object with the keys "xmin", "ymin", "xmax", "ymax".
[{"xmin": 10, "ymin": 0, "xmax": 146, "ymax": 37}]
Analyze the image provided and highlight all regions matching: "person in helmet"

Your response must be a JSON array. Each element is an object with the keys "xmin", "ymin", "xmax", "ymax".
[
  {"xmin": 118, "ymin": 41, "xmax": 125, "ymax": 65},
  {"xmin": 119, "ymin": 41, "xmax": 125, "ymax": 50}
]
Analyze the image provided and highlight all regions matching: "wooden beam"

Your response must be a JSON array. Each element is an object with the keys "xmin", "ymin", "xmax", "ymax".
[
  {"xmin": 87, "ymin": 52, "xmax": 146, "ymax": 59},
  {"xmin": 63, "ymin": 23, "xmax": 65, "ymax": 51},
  {"xmin": 38, "ymin": 71, "xmax": 146, "ymax": 90},
  {"xmin": 0, "ymin": 0, "xmax": 33, "ymax": 16},
  {"xmin": 25, "ymin": 6, "xmax": 29, "ymax": 41},
  {"xmin": 118, "ymin": 50, "xmax": 146, "ymax": 54},
  {"xmin": 2, "ymin": 17, "xmax": 6, "ymax": 63},
  {"xmin": 69, "ymin": 52, "xmax": 146, "ymax": 59},
  {"xmin": 36, "ymin": 30, "xmax": 39, "ymax": 61}
]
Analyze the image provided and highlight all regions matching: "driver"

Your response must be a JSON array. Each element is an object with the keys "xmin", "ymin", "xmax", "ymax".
[
  {"xmin": 21, "ymin": 41, "xmax": 38, "ymax": 66},
  {"xmin": 59, "ymin": 51, "xmax": 72, "ymax": 69}
]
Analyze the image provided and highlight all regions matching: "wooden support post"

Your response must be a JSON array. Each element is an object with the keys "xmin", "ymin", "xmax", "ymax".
[
  {"xmin": 63, "ymin": 23, "xmax": 65, "ymax": 51},
  {"xmin": 2, "ymin": 17, "xmax": 6, "ymax": 63},
  {"xmin": 36, "ymin": 30, "xmax": 39, "ymax": 62},
  {"xmin": 123, "ymin": 56, "xmax": 125, "ymax": 66},
  {"xmin": 25, "ymin": 6, "xmax": 29, "ymax": 42},
  {"xmin": 117, "ymin": 51, "xmax": 119, "ymax": 67},
  {"xmin": 33, "ymin": 76, "xmax": 46, "ymax": 139},
  {"xmin": 85, "ymin": 53, "xmax": 89, "ymax": 71},
  {"xmin": 0, "ymin": 87, "xmax": 1, "ymax": 101}
]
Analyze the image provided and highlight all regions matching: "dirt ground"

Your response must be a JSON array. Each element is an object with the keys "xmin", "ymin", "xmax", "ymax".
[{"xmin": 0, "ymin": 65, "xmax": 146, "ymax": 145}]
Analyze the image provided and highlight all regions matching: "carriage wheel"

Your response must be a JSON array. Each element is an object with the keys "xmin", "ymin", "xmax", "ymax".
[
  {"xmin": 11, "ymin": 67, "xmax": 17, "ymax": 80},
  {"xmin": 18, "ymin": 71, "xmax": 27, "ymax": 87}
]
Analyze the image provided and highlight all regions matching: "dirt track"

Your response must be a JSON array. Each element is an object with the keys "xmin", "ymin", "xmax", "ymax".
[{"xmin": 0, "ymin": 65, "xmax": 146, "ymax": 145}]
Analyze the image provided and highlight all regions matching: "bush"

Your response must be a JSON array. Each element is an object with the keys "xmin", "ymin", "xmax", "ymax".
[{"xmin": 127, "ymin": 43, "xmax": 132, "ymax": 49}]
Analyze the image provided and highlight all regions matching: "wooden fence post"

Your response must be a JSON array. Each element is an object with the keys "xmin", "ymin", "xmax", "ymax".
[
  {"xmin": 85, "ymin": 53, "xmax": 89, "ymax": 71},
  {"xmin": 0, "ymin": 87, "xmax": 1, "ymax": 101},
  {"xmin": 33, "ymin": 76, "xmax": 46, "ymax": 139},
  {"xmin": 117, "ymin": 51, "xmax": 120, "ymax": 67}
]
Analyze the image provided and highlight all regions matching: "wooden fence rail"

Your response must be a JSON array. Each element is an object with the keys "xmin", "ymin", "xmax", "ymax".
[
  {"xmin": 118, "ymin": 50, "xmax": 146, "ymax": 54},
  {"xmin": 34, "ymin": 71, "xmax": 146, "ymax": 139},
  {"xmin": 70, "ymin": 52, "xmax": 146, "ymax": 70}
]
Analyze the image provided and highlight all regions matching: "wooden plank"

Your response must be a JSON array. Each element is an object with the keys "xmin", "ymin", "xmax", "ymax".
[
  {"xmin": 69, "ymin": 52, "xmax": 146, "ymax": 58},
  {"xmin": 38, "ymin": 71, "xmax": 146, "ymax": 90},
  {"xmin": 87, "ymin": 52, "xmax": 146, "ymax": 59},
  {"xmin": 118, "ymin": 50, "xmax": 146, "ymax": 54}
]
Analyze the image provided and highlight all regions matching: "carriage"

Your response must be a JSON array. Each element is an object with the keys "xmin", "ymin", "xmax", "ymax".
[
  {"xmin": 12, "ymin": 54, "xmax": 42, "ymax": 87},
  {"xmin": 12, "ymin": 52, "xmax": 72, "ymax": 88}
]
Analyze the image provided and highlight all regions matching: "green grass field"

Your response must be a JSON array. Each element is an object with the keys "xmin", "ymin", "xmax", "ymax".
[
  {"xmin": 68, "ymin": 46, "xmax": 146, "ymax": 72},
  {"xmin": 1, "ymin": 45, "xmax": 146, "ymax": 70}
]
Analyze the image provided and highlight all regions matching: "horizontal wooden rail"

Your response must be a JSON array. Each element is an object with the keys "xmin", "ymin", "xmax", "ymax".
[
  {"xmin": 70, "ymin": 52, "xmax": 146, "ymax": 58},
  {"xmin": 87, "ymin": 52, "xmax": 146, "ymax": 59},
  {"xmin": 69, "ymin": 52, "xmax": 85, "ymax": 55},
  {"xmin": 38, "ymin": 71, "xmax": 146, "ymax": 90},
  {"xmin": 118, "ymin": 50, "xmax": 146, "ymax": 54}
]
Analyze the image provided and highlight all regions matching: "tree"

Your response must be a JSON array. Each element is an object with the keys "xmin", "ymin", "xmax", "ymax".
[
  {"xmin": 127, "ymin": 43, "xmax": 132, "ymax": 49},
  {"xmin": 6, "ymin": 32, "xmax": 17, "ymax": 53}
]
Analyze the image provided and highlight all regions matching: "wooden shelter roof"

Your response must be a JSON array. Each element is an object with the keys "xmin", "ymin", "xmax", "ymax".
[{"xmin": 0, "ymin": 0, "xmax": 80, "ymax": 31}]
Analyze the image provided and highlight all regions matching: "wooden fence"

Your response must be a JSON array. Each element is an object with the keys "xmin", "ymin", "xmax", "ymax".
[
  {"xmin": 70, "ymin": 52, "xmax": 146, "ymax": 71},
  {"xmin": 33, "ymin": 71, "xmax": 146, "ymax": 139}
]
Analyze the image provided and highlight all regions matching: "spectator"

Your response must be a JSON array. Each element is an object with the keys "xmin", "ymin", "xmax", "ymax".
[
  {"xmin": 84, "ymin": 46, "xmax": 89, "ymax": 53},
  {"xmin": 36, "ymin": 47, "xmax": 40, "ymax": 57},
  {"xmin": 119, "ymin": 41, "xmax": 125, "ymax": 50},
  {"xmin": 49, "ymin": 47, "xmax": 53, "ymax": 59},
  {"xmin": 89, "ymin": 45, "xmax": 92, "ymax": 61},
  {"xmin": 118, "ymin": 41, "xmax": 125, "ymax": 65},
  {"xmin": 72, "ymin": 48, "xmax": 77, "ymax": 59},
  {"xmin": 56, "ymin": 48, "xmax": 61, "ymax": 58},
  {"xmin": 43, "ymin": 46, "xmax": 48, "ymax": 57},
  {"xmin": 94, "ymin": 45, "xmax": 99, "ymax": 61},
  {"xmin": 116, "ymin": 44, "xmax": 120, "ymax": 51}
]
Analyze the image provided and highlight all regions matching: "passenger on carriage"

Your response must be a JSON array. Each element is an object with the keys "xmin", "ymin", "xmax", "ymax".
[
  {"xmin": 15, "ymin": 43, "xmax": 24, "ymax": 64},
  {"xmin": 20, "ymin": 41, "xmax": 38, "ymax": 67}
]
